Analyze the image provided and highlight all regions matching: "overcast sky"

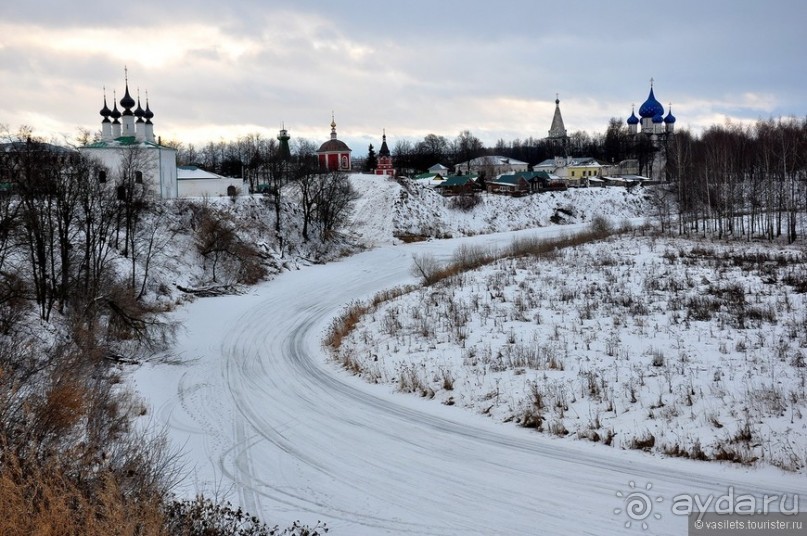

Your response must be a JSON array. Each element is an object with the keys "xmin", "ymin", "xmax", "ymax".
[{"xmin": 1, "ymin": 0, "xmax": 805, "ymax": 154}]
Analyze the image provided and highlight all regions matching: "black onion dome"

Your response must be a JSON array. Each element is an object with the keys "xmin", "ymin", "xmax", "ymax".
[
  {"xmin": 110, "ymin": 101, "xmax": 122, "ymax": 122},
  {"xmin": 100, "ymin": 95, "xmax": 111, "ymax": 118},
  {"xmin": 120, "ymin": 83, "xmax": 135, "ymax": 111},
  {"xmin": 134, "ymin": 97, "xmax": 145, "ymax": 121},
  {"xmin": 144, "ymin": 100, "xmax": 154, "ymax": 123}
]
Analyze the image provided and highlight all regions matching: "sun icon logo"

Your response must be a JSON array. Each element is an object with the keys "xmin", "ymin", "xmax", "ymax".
[{"xmin": 613, "ymin": 481, "xmax": 664, "ymax": 530}]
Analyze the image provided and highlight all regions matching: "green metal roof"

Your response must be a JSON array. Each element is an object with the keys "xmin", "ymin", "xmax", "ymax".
[
  {"xmin": 515, "ymin": 171, "xmax": 550, "ymax": 180},
  {"xmin": 490, "ymin": 174, "xmax": 521, "ymax": 185},
  {"xmin": 83, "ymin": 136, "xmax": 168, "ymax": 149},
  {"xmin": 441, "ymin": 175, "xmax": 474, "ymax": 187}
]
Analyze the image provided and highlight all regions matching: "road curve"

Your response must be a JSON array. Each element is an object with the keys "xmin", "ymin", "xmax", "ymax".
[{"xmin": 136, "ymin": 225, "xmax": 807, "ymax": 535}]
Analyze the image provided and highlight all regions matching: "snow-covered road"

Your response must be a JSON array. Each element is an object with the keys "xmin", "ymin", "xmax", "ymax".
[{"xmin": 135, "ymin": 225, "xmax": 807, "ymax": 535}]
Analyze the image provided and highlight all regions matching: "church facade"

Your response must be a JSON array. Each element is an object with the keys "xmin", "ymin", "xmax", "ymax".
[
  {"xmin": 626, "ymin": 80, "xmax": 676, "ymax": 180},
  {"xmin": 375, "ymin": 131, "xmax": 394, "ymax": 176},
  {"xmin": 317, "ymin": 116, "xmax": 352, "ymax": 171},
  {"xmin": 80, "ymin": 71, "xmax": 178, "ymax": 199}
]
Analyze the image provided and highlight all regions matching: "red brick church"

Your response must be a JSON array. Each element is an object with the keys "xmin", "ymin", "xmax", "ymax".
[{"xmin": 317, "ymin": 115, "xmax": 352, "ymax": 171}]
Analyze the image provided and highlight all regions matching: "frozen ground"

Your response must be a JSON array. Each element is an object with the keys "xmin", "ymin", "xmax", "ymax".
[
  {"xmin": 132, "ymin": 176, "xmax": 807, "ymax": 534},
  {"xmin": 335, "ymin": 233, "xmax": 807, "ymax": 473}
]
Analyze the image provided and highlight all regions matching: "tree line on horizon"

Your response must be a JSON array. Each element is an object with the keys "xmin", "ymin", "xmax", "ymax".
[
  {"xmin": 165, "ymin": 115, "xmax": 805, "ymax": 175},
  {"xmin": 166, "ymin": 115, "xmax": 807, "ymax": 243}
]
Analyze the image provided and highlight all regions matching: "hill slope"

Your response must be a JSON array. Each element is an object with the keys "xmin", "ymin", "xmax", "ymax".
[{"xmin": 346, "ymin": 174, "xmax": 654, "ymax": 246}]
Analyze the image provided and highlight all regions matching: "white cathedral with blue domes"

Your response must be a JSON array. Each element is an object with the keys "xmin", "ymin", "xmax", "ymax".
[
  {"xmin": 626, "ymin": 79, "xmax": 676, "ymax": 180},
  {"xmin": 627, "ymin": 79, "xmax": 676, "ymax": 137}
]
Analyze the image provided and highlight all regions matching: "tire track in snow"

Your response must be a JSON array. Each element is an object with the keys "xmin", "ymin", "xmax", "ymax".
[{"xmin": 152, "ymin": 226, "xmax": 807, "ymax": 535}]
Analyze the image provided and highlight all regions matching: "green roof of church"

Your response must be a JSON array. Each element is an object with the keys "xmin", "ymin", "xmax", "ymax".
[{"xmin": 83, "ymin": 136, "xmax": 170, "ymax": 149}]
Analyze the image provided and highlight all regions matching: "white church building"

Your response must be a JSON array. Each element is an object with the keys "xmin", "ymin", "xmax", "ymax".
[
  {"xmin": 81, "ymin": 71, "xmax": 244, "ymax": 199},
  {"xmin": 80, "ymin": 72, "xmax": 178, "ymax": 199}
]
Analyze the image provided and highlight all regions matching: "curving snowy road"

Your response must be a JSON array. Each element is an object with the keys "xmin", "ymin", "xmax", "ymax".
[{"xmin": 135, "ymin": 225, "xmax": 807, "ymax": 535}]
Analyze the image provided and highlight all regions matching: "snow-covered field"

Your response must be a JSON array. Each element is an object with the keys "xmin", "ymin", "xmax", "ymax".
[
  {"xmin": 334, "ymin": 232, "xmax": 807, "ymax": 473},
  {"xmin": 132, "ymin": 176, "xmax": 807, "ymax": 535}
]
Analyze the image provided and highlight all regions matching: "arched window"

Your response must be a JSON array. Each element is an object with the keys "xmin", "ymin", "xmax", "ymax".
[
  {"xmin": 134, "ymin": 170, "xmax": 143, "ymax": 184},
  {"xmin": 98, "ymin": 170, "xmax": 106, "ymax": 183}
]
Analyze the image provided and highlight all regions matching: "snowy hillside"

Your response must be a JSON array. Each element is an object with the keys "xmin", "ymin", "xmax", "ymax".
[{"xmin": 347, "ymin": 174, "xmax": 655, "ymax": 246}]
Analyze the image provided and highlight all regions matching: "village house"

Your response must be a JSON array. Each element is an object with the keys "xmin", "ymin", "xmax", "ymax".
[
  {"xmin": 177, "ymin": 166, "xmax": 245, "ymax": 197},
  {"xmin": 453, "ymin": 155, "xmax": 528, "ymax": 178},
  {"xmin": 428, "ymin": 163, "xmax": 450, "ymax": 176},
  {"xmin": 486, "ymin": 174, "xmax": 531, "ymax": 196},
  {"xmin": 437, "ymin": 175, "xmax": 476, "ymax": 196},
  {"xmin": 413, "ymin": 172, "xmax": 446, "ymax": 187},
  {"xmin": 534, "ymin": 156, "xmax": 602, "ymax": 187},
  {"xmin": 486, "ymin": 171, "xmax": 567, "ymax": 195}
]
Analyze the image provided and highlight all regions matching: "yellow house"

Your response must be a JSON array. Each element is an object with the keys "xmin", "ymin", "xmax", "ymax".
[
  {"xmin": 535, "ymin": 156, "xmax": 602, "ymax": 187},
  {"xmin": 565, "ymin": 159, "xmax": 603, "ymax": 187}
]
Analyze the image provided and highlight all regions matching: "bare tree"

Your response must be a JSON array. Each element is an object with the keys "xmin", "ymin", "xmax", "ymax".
[
  {"xmin": 76, "ymin": 159, "xmax": 120, "ymax": 307},
  {"xmin": 134, "ymin": 204, "xmax": 177, "ymax": 299},
  {"xmin": 11, "ymin": 130, "xmax": 86, "ymax": 320},
  {"xmin": 410, "ymin": 253, "xmax": 441, "ymax": 285},
  {"xmin": 315, "ymin": 171, "xmax": 359, "ymax": 239},
  {"xmin": 0, "ymin": 176, "xmax": 23, "ymax": 333},
  {"xmin": 295, "ymin": 162, "xmax": 324, "ymax": 243},
  {"xmin": 192, "ymin": 202, "xmax": 266, "ymax": 284},
  {"xmin": 110, "ymin": 145, "xmax": 155, "ymax": 297},
  {"xmin": 452, "ymin": 130, "xmax": 484, "ymax": 170}
]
